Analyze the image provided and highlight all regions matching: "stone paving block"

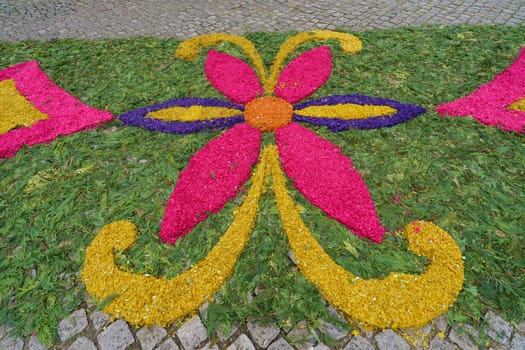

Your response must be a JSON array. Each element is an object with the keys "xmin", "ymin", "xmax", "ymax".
[
  {"xmin": 67, "ymin": 336, "xmax": 97, "ymax": 350},
  {"xmin": 0, "ymin": 335, "xmax": 24, "ymax": 350},
  {"xmin": 157, "ymin": 338, "xmax": 180, "ymax": 350},
  {"xmin": 287, "ymin": 321, "xmax": 316, "ymax": 350},
  {"xmin": 247, "ymin": 322, "xmax": 280, "ymax": 348},
  {"xmin": 90, "ymin": 311, "xmax": 110, "ymax": 331},
  {"xmin": 449, "ymin": 324, "xmax": 479, "ymax": 350},
  {"xmin": 58, "ymin": 309, "xmax": 88, "ymax": 342},
  {"xmin": 313, "ymin": 343, "xmax": 331, "ymax": 350},
  {"xmin": 176, "ymin": 316, "xmax": 207, "ymax": 350},
  {"xmin": 227, "ymin": 334, "xmax": 255, "ymax": 350},
  {"xmin": 28, "ymin": 335, "xmax": 48, "ymax": 350},
  {"xmin": 137, "ymin": 325, "xmax": 168, "ymax": 350},
  {"xmin": 200, "ymin": 341, "xmax": 219, "ymax": 350},
  {"xmin": 485, "ymin": 311, "xmax": 513, "ymax": 345},
  {"xmin": 375, "ymin": 329, "xmax": 410, "ymax": 350},
  {"xmin": 0, "ymin": 324, "xmax": 13, "ymax": 339},
  {"xmin": 517, "ymin": 321, "xmax": 525, "ymax": 334},
  {"xmin": 268, "ymin": 337, "xmax": 294, "ymax": 350},
  {"xmin": 216, "ymin": 324, "xmax": 239, "ymax": 342},
  {"xmin": 318, "ymin": 319, "xmax": 348, "ymax": 341},
  {"xmin": 510, "ymin": 334, "xmax": 525, "ymax": 350},
  {"xmin": 97, "ymin": 319, "xmax": 135, "ymax": 350},
  {"xmin": 428, "ymin": 335, "xmax": 455, "ymax": 350},
  {"xmin": 401, "ymin": 323, "xmax": 432, "ymax": 348},
  {"xmin": 433, "ymin": 315, "xmax": 449, "ymax": 333},
  {"xmin": 344, "ymin": 336, "xmax": 374, "ymax": 350}
]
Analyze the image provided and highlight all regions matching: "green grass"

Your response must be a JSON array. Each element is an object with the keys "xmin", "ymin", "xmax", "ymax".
[{"xmin": 0, "ymin": 25, "xmax": 524, "ymax": 344}]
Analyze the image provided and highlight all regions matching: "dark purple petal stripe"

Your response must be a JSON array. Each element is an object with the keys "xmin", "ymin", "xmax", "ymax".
[
  {"xmin": 293, "ymin": 94, "xmax": 426, "ymax": 131},
  {"xmin": 119, "ymin": 97, "xmax": 245, "ymax": 134}
]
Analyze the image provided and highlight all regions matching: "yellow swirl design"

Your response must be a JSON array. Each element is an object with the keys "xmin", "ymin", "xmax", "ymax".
[
  {"xmin": 266, "ymin": 30, "xmax": 363, "ymax": 93},
  {"xmin": 81, "ymin": 146, "xmax": 269, "ymax": 326},
  {"xmin": 83, "ymin": 145, "xmax": 463, "ymax": 329},
  {"xmin": 175, "ymin": 33, "xmax": 267, "ymax": 85},
  {"xmin": 267, "ymin": 145, "xmax": 464, "ymax": 329}
]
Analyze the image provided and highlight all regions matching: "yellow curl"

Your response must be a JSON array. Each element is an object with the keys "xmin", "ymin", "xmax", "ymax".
[
  {"xmin": 175, "ymin": 31, "xmax": 363, "ymax": 95},
  {"xmin": 83, "ymin": 145, "xmax": 464, "ymax": 329},
  {"xmin": 175, "ymin": 33, "xmax": 267, "ymax": 86},
  {"xmin": 0, "ymin": 79, "xmax": 49, "ymax": 134},
  {"xmin": 267, "ymin": 145, "xmax": 464, "ymax": 329},
  {"xmin": 265, "ymin": 30, "xmax": 363, "ymax": 93},
  {"xmin": 81, "ymin": 146, "xmax": 271, "ymax": 326}
]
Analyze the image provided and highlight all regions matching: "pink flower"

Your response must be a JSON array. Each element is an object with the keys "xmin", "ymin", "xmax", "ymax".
[{"xmin": 120, "ymin": 32, "xmax": 426, "ymax": 244}]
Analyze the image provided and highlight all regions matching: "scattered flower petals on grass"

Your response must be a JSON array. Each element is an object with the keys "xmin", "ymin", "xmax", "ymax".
[
  {"xmin": 0, "ymin": 61, "xmax": 113, "ymax": 159},
  {"xmin": 436, "ymin": 47, "xmax": 525, "ymax": 133}
]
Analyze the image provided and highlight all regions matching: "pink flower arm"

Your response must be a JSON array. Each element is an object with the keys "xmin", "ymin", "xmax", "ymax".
[
  {"xmin": 160, "ymin": 123, "xmax": 261, "ymax": 244},
  {"xmin": 204, "ymin": 50, "xmax": 264, "ymax": 104},
  {"xmin": 276, "ymin": 123, "xmax": 385, "ymax": 242},
  {"xmin": 274, "ymin": 46, "xmax": 332, "ymax": 104}
]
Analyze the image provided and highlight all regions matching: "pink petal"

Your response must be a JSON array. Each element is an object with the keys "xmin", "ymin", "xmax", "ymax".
[
  {"xmin": 276, "ymin": 123, "xmax": 385, "ymax": 242},
  {"xmin": 204, "ymin": 50, "xmax": 264, "ymax": 104},
  {"xmin": 160, "ymin": 123, "xmax": 261, "ymax": 244},
  {"xmin": 274, "ymin": 46, "xmax": 332, "ymax": 104}
]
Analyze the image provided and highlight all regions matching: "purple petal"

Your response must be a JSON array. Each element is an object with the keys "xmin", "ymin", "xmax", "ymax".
[
  {"xmin": 293, "ymin": 94, "xmax": 426, "ymax": 131},
  {"xmin": 120, "ymin": 98, "xmax": 244, "ymax": 134}
]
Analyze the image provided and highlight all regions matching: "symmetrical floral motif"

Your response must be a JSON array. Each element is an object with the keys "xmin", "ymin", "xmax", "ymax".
[
  {"xmin": 436, "ymin": 47, "xmax": 525, "ymax": 133},
  {"xmin": 81, "ymin": 31, "xmax": 464, "ymax": 329},
  {"xmin": 121, "ymin": 31, "xmax": 426, "ymax": 244},
  {"xmin": 0, "ymin": 61, "xmax": 113, "ymax": 159}
]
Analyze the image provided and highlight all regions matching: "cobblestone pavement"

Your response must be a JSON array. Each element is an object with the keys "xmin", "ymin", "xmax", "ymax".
[
  {"xmin": 1, "ymin": 1, "xmax": 525, "ymax": 349},
  {"xmin": 0, "ymin": 0, "xmax": 524, "ymax": 41}
]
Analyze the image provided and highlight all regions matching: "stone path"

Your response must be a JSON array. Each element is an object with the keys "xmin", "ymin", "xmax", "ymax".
[
  {"xmin": 1, "ymin": 0, "xmax": 524, "ymax": 349},
  {"xmin": 0, "ymin": 0, "xmax": 524, "ymax": 41}
]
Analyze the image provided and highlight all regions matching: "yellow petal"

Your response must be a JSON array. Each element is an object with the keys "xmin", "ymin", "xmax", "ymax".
[
  {"xmin": 295, "ymin": 103, "xmax": 396, "ymax": 120},
  {"xmin": 0, "ymin": 79, "xmax": 49, "ymax": 134},
  {"xmin": 147, "ymin": 105, "xmax": 242, "ymax": 122}
]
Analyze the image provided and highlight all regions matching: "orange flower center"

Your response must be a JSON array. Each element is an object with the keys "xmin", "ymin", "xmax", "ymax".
[{"xmin": 244, "ymin": 96, "xmax": 293, "ymax": 131}]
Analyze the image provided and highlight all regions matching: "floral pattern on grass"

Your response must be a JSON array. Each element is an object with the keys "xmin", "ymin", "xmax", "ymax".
[
  {"xmin": 436, "ymin": 47, "xmax": 525, "ymax": 133},
  {"xmin": 80, "ymin": 31, "xmax": 464, "ymax": 329},
  {"xmin": 0, "ymin": 61, "xmax": 113, "ymax": 159}
]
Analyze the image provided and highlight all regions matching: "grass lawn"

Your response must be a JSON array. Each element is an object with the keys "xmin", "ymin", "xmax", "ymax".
[{"xmin": 0, "ymin": 25, "xmax": 524, "ymax": 345}]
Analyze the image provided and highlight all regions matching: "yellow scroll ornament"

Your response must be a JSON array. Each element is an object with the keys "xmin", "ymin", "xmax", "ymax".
[{"xmin": 82, "ymin": 146, "xmax": 464, "ymax": 328}]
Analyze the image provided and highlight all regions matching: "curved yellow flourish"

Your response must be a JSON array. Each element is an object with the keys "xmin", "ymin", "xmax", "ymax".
[
  {"xmin": 174, "ymin": 31, "xmax": 363, "ymax": 95},
  {"xmin": 266, "ymin": 30, "xmax": 363, "ymax": 93},
  {"xmin": 267, "ymin": 145, "xmax": 464, "ymax": 329},
  {"xmin": 83, "ymin": 145, "xmax": 464, "ymax": 328},
  {"xmin": 81, "ymin": 147, "xmax": 270, "ymax": 326},
  {"xmin": 175, "ymin": 33, "xmax": 267, "ymax": 85}
]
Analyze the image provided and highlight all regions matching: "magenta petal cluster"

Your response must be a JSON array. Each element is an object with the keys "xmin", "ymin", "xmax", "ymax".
[
  {"xmin": 276, "ymin": 122, "xmax": 385, "ymax": 242},
  {"xmin": 436, "ymin": 47, "xmax": 525, "ymax": 133},
  {"xmin": 205, "ymin": 50, "xmax": 264, "ymax": 104},
  {"xmin": 274, "ymin": 46, "xmax": 332, "ymax": 104},
  {"xmin": 0, "ymin": 61, "xmax": 113, "ymax": 159}
]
